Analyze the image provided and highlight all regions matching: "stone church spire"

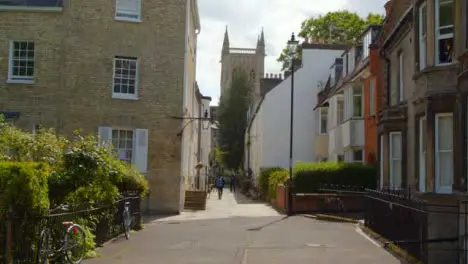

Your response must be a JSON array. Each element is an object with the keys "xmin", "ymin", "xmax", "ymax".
[
  {"xmin": 256, "ymin": 27, "xmax": 265, "ymax": 55},
  {"xmin": 222, "ymin": 25, "xmax": 229, "ymax": 54}
]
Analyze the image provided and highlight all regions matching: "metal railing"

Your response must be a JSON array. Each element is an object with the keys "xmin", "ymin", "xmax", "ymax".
[{"xmin": 0, "ymin": 194, "xmax": 141, "ymax": 263}]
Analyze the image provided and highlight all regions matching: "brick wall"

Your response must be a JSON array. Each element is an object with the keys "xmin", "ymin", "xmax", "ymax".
[{"xmin": 0, "ymin": 0, "xmax": 189, "ymax": 214}]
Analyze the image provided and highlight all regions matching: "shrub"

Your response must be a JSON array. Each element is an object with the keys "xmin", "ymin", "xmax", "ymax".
[
  {"xmin": 293, "ymin": 161, "xmax": 377, "ymax": 193},
  {"xmin": 257, "ymin": 167, "xmax": 283, "ymax": 198},
  {"xmin": 0, "ymin": 161, "xmax": 50, "ymax": 216},
  {"xmin": 268, "ymin": 169, "xmax": 289, "ymax": 199}
]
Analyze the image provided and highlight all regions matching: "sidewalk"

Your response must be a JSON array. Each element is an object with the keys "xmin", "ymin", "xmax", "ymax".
[{"xmin": 148, "ymin": 188, "xmax": 280, "ymax": 223}]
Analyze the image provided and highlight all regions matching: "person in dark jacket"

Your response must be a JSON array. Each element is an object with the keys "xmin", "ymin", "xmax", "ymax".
[
  {"xmin": 230, "ymin": 174, "xmax": 237, "ymax": 193},
  {"xmin": 215, "ymin": 175, "xmax": 225, "ymax": 199}
]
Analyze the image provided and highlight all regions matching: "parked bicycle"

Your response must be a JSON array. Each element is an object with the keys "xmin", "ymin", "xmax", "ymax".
[
  {"xmin": 36, "ymin": 204, "xmax": 87, "ymax": 264},
  {"xmin": 122, "ymin": 200, "xmax": 132, "ymax": 240}
]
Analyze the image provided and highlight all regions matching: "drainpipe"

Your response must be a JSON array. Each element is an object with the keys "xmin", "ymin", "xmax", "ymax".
[{"xmin": 178, "ymin": 0, "xmax": 191, "ymax": 210}]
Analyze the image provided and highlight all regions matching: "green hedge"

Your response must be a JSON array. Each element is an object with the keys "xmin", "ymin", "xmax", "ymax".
[
  {"xmin": 268, "ymin": 169, "xmax": 289, "ymax": 199},
  {"xmin": 0, "ymin": 162, "xmax": 50, "ymax": 217},
  {"xmin": 293, "ymin": 161, "xmax": 377, "ymax": 193},
  {"xmin": 257, "ymin": 167, "xmax": 284, "ymax": 198}
]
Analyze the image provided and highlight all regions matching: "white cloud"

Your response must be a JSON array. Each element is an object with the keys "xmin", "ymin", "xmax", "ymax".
[{"xmin": 196, "ymin": 0, "xmax": 387, "ymax": 105}]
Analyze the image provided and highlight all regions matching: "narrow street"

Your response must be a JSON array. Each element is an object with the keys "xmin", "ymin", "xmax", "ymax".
[{"xmin": 85, "ymin": 189, "xmax": 400, "ymax": 264}]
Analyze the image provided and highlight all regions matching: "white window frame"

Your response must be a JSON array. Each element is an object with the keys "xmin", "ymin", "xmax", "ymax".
[
  {"xmin": 369, "ymin": 79, "xmax": 375, "ymax": 115},
  {"xmin": 8, "ymin": 40, "xmax": 35, "ymax": 84},
  {"xmin": 115, "ymin": 0, "xmax": 142, "ymax": 22},
  {"xmin": 319, "ymin": 107, "xmax": 328, "ymax": 135},
  {"xmin": 389, "ymin": 132, "xmax": 402, "ymax": 189},
  {"xmin": 352, "ymin": 86, "xmax": 363, "ymax": 118},
  {"xmin": 363, "ymin": 31, "xmax": 372, "ymax": 58},
  {"xmin": 419, "ymin": 2, "xmax": 427, "ymax": 70},
  {"xmin": 419, "ymin": 117, "xmax": 427, "ymax": 192},
  {"xmin": 337, "ymin": 99, "xmax": 344, "ymax": 123},
  {"xmin": 435, "ymin": 0, "xmax": 454, "ymax": 65},
  {"xmin": 398, "ymin": 52, "xmax": 404, "ymax": 102},
  {"xmin": 352, "ymin": 149, "xmax": 364, "ymax": 163},
  {"xmin": 435, "ymin": 113, "xmax": 453, "ymax": 194},
  {"xmin": 112, "ymin": 128, "xmax": 134, "ymax": 164},
  {"xmin": 112, "ymin": 56, "xmax": 139, "ymax": 100}
]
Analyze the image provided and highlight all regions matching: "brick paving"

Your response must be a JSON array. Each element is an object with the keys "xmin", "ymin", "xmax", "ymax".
[{"xmin": 84, "ymin": 189, "xmax": 399, "ymax": 264}]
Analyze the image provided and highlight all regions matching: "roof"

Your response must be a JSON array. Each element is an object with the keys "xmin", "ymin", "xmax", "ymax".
[
  {"xmin": 0, "ymin": 0, "xmax": 63, "ymax": 7},
  {"xmin": 380, "ymin": 5, "xmax": 413, "ymax": 50}
]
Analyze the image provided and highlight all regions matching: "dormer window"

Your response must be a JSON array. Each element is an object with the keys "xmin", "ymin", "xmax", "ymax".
[
  {"xmin": 363, "ymin": 31, "xmax": 372, "ymax": 58},
  {"xmin": 330, "ymin": 66, "xmax": 335, "ymax": 85}
]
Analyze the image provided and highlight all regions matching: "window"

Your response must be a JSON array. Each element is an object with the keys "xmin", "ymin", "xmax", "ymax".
[
  {"xmin": 419, "ymin": 117, "xmax": 427, "ymax": 192},
  {"xmin": 435, "ymin": 0, "xmax": 453, "ymax": 65},
  {"xmin": 115, "ymin": 0, "xmax": 141, "ymax": 21},
  {"xmin": 389, "ymin": 132, "xmax": 402, "ymax": 189},
  {"xmin": 398, "ymin": 52, "xmax": 404, "ymax": 102},
  {"xmin": 353, "ymin": 149, "xmax": 363, "ymax": 163},
  {"xmin": 337, "ymin": 100, "xmax": 344, "ymax": 123},
  {"xmin": 112, "ymin": 129, "xmax": 134, "ymax": 164},
  {"xmin": 113, "ymin": 56, "xmax": 138, "ymax": 99},
  {"xmin": 344, "ymin": 54, "xmax": 348, "ymax": 75},
  {"xmin": 363, "ymin": 31, "xmax": 372, "ymax": 58},
  {"xmin": 319, "ymin": 108, "xmax": 328, "ymax": 134},
  {"xmin": 99, "ymin": 127, "xmax": 148, "ymax": 172},
  {"xmin": 353, "ymin": 86, "xmax": 363, "ymax": 117},
  {"xmin": 379, "ymin": 135, "xmax": 384, "ymax": 188},
  {"xmin": 419, "ymin": 3, "xmax": 427, "ymax": 70},
  {"xmin": 369, "ymin": 79, "xmax": 375, "ymax": 115},
  {"xmin": 8, "ymin": 41, "xmax": 35, "ymax": 83},
  {"xmin": 435, "ymin": 113, "xmax": 453, "ymax": 193}
]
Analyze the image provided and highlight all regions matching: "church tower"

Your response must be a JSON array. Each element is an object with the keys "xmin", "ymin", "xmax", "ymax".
[{"xmin": 220, "ymin": 26, "xmax": 266, "ymax": 101}]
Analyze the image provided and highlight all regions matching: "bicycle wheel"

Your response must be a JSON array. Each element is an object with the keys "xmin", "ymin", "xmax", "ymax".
[
  {"xmin": 36, "ymin": 228, "xmax": 50, "ymax": 264},
  {"xmin": 64, "ymin": 224, "xmax": 86, "ymax": 264},
  {"xmin": 123, "ymin": 209, "xmax": 132, "ymax": 240}
]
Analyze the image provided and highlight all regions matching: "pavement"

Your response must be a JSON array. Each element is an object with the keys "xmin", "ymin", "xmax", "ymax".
[{"xmin": 84, "ymin": 189, "xmax": 400, "ymax": 264}]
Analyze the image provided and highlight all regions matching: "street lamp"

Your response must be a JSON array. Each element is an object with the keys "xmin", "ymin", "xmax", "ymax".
[{"xmin": 287, "ymin": 32, "xmax": 299, "ymax": 216}]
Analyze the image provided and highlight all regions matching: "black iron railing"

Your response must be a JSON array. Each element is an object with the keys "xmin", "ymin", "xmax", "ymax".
[{"xmin": 0, "ymin": 195, "xmax": 141, "ymax": 263}]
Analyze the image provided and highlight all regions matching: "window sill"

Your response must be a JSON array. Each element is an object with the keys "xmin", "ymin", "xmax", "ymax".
[
  {"xmin": 112, "ymin": 94, "xmax": 139, "ymax": 100},
  {"xmin": 6, "ymin": 79, "xmax": 35, "ymax": 84},
  {"xmin": 115, "ymin": 17, "xmax": 142, "ymax": 23},
  {"xmin": 413, "ymin": 63, "xmax": 458, "ymax": 80}
]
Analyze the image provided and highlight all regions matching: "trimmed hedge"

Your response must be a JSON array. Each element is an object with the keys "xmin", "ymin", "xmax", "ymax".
[
  {"xmin": 293, "ymin": 161, "xmax": 377, "ymax": 193},
  {"xmin": 257, "ymin": 167, "xmax": 284, "ymax": 198}
]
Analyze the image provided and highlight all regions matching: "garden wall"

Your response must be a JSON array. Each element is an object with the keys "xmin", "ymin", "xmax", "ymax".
[{"xmin": 275, "ymin": 184, "xmax": 365, "ymax": 214}]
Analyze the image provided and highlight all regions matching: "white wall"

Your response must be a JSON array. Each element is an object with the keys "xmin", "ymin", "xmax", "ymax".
[{"xmin": 256, "ymin": 47, "xmax": 345, "ymax": 168}]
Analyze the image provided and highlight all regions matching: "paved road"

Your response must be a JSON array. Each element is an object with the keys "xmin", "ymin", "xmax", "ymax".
[{"xmin": 85, "ymin": 189, "xmax": 399, "ymax": 264}]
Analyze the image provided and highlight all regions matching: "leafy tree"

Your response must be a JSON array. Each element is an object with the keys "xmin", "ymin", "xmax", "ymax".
[
  {"xmin": 217, "ymin": 69, "xmax": 252, "ymax": 169},
  {"xmin": 277, "ymin": 11, "xmax": 384, "ymax": 70}
]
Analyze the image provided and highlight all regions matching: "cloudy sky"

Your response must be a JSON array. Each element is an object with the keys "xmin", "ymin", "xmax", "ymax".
[{"xmin": 196, "ymin": 0, "xmax": 387, "ymax": 105}]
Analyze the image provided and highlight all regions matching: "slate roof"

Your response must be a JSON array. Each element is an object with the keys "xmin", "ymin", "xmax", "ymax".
[{"xmin": 0, "ymin": 0, "xmax": 63, "ymax": 7}]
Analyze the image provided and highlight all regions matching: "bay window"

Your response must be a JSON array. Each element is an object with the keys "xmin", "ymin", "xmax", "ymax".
[
  {"xmin": 319, "ymin": 107, "xmax": 328, "ymax": 135},
  {"xmin": 389, "ymin": 132, "xmax": 402, "ymax": 189},
  {"xmin": 435, "ymin": 0, "xmax": 454, "ymax": 65},
  {"xmin": 435, "ymin": 113, "xmax": 453, "ymax": 194},
  {"xmin": 419, "ymin": 117, "xmax": 427, "ymax": 192},
  {"xmin": 337, "ymin": 99, "xmax": 344, "ymax": 123},
  {"xmin": 353, "ymin": 86, "xmax": 363, "ymax": 117},
  {"xmin": 419, "ymin": 2, "xmax": 427, "ymax": 70},
  {"xmin": 398, "ymin": 52, "xmax": 404, "ymax": 102}
]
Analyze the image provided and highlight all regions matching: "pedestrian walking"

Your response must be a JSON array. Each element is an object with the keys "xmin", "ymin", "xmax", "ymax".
[
  {"xmin": 230, "ymin": 174, "xmax": 237, "ymax": 193},
  {"xmin": 215, "ymin": 175, "xmax": 225, "ymax": 200}
]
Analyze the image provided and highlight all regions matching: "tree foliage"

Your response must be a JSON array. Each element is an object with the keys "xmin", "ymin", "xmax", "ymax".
[
  {"xmin": 277, "ymin": 11, "xmax": 384, "ymax": 70},
  {"xmin": 217, "ymin": 69, "xmax": 252, "ymax": 169}
]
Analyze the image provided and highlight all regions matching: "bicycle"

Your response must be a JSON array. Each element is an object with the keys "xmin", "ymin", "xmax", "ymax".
[
  {"xmin": 122, "ymin": 200, "xmax": 132, "ymax": 240},
  {"xmin": 36, "ymin": 204, "xmax": 87, "ymax": 264}
]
